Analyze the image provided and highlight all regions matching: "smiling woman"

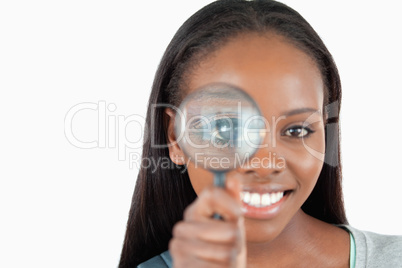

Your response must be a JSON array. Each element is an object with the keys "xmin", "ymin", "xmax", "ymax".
[{"xmin": 118, "ymin": 1, "xmax": 402, "ymax": 267}]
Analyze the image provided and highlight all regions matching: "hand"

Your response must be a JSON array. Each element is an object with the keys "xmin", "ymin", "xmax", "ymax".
[{"xmin": 169, "ymin": 178, "xmax": 247, "ymax": 268}]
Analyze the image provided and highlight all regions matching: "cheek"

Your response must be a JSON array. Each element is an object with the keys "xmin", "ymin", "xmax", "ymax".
[
  {"xmin": 186, "ymin": 163, "xmax": 214, "ymax": 195},
  {"xmin": 283, "ymin": 131, "xmax": 325, "ymax": 191}
]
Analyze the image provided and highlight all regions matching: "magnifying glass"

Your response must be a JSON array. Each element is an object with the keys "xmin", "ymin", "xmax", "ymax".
[{"xmin": 174, "ymin": 83, "xmax": 266, "ymax": 218}]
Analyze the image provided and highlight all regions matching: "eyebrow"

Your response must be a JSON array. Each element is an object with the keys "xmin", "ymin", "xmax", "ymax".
[{"xmin": 282, "ymin": 107, "xmax": 321, "ymax": 117}]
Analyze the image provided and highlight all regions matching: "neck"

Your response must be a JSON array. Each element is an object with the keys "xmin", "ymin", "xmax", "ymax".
[{"xmin": 246, "ymin": 210, "xmax": 320, "ymax": 267}]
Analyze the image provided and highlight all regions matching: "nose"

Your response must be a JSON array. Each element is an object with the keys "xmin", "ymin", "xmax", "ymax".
[{"xmin": 236, "ymin": 145, "xmax": 286, "ymax": 179}]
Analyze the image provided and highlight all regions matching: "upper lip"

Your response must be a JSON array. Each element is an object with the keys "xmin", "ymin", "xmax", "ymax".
[{"xmin": 241, "ymin": 183, "xmax": 294, "ymax": 194}]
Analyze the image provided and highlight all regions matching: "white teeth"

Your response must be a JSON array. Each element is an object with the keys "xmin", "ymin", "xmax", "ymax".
[
  {"xmin": 241, "ymin": 191, "xmax": 285, "ymax": 208},
  {"xmin": 271, "ymin": 193, "xmax": 278, "ymax": 204},
  {"xmin": 261, "ymin": 193, "xmax": 271, "ymax": 206},
  {"xmin": 243, "ymin": 192, "xmax": 251, "ymax": 203},
  {"xmin": 250, "ymin": 193, "xmax": 260, "ymax": 207}
]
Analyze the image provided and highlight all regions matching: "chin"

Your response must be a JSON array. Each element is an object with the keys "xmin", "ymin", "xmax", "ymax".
[{"xmin": 243, "ymin": 216, "xmax": 287, "ymax": 243}]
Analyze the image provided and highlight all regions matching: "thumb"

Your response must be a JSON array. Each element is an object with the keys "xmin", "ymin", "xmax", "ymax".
[
  {"xmin": 225, "ymin": 176, "xmax": 242, "ymax": 205},
  {"xmin": 226, "ymin": 176, "xmax": 247, "ymax": 268}
]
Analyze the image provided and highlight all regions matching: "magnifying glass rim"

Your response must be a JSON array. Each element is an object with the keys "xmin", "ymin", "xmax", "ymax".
[{"xmin": 174, "ymin": 82, "xmax": 265, "ymax": 172}]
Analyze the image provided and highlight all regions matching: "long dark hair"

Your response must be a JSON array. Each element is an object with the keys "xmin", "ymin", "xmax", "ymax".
[{"xmin": 119, "ymin": 0, "xmax": 347, "ymax": 266}]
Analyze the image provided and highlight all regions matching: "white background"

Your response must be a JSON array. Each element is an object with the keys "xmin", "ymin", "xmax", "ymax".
[{"xmin": 1, "ymin": 1, "xmax": 401, "ymax": 267}]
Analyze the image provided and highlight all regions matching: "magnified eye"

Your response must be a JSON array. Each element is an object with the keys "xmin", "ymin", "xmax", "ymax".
[
  {"xmin": 188, "ymin": 113, "xmax": 241, "ymax": 147},
  {"xmin": 283, "ymin": 125, "xmax": 314, "ymax": 138},
  {"xmin": 212, "ymin": 117, "xmax": 240, "ymax": 145}
]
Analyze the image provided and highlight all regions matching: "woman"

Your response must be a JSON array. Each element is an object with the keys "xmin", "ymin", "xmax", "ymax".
[{"xmin": 119, "ymin": 1, "xmax": 402, "ymax": 267}]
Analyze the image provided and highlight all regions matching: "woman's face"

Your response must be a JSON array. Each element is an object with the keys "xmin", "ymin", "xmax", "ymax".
[{"xmin": 173, "ymin": 33, "xmax": 326, "ymax": 243}]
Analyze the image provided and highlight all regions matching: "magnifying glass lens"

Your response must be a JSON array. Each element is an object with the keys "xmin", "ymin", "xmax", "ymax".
[{"xmin": 175, "ymin": 83, "xmax": 266, "ymax": 171}]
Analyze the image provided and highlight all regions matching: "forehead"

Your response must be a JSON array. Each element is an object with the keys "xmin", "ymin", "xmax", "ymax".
[{"xmin": 185, "ymin": 33, "xmax": 324, "ymax": 116}]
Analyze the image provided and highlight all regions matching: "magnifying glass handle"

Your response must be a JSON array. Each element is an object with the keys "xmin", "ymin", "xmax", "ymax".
[{"xmin": 213, "ymin": 172, "xmax": 226, "ymax": 220}]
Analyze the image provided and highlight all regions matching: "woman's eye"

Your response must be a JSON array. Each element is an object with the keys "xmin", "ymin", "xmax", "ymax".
[
  {"xmin": 283, "ymin": 126, "xmax": 314, "ymax": 138},
  {"xmin": 212, "ymin": 118, "xmax": 239, "ymax": 144},
  {"xmin": 189, "ymin": 116, "xmax": 241, "ymax": 146}
]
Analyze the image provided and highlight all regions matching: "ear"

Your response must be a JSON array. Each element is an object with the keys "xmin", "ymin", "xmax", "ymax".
[
  {"xmin": 164, "ymin": 107, "xmax": 186, "ymax": 165},
  {"xmin": 323, "ymin": 109, "xmax": 328, "ymax": 125},
  {"xmin": 322, "ymin": 104, "xmax": 329, "ymax": 125}
]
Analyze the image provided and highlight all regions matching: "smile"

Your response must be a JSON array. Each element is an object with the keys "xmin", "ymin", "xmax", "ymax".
[
  {"xmin": 239, "ymin": 189, "xmax": 292, "ymax": 219},
  {"xmin": 240, "ymin": 191, "xmax": 284, "ymax": 208}
]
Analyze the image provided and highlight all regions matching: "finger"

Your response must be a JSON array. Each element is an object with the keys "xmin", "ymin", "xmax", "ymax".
[
  {"xmin": 172, "ymin": 220, "xmax": 240, "ymax": 244},
  {"xmin": 225, "ymin": 175, "xmax": 247, "ymax": 249},
  {"xmin": 184, "ymin": 186, "xmax": 242, "ymax": 222},
  {"xmin": 169, "ymin": 237, "xmax": 238, "ymax": 266},
  {"xmin": 226, "ymin": 175, "xmax": 242, "ymax": 204}
]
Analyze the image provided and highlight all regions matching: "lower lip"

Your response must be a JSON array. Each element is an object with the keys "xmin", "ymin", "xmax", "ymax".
[{"xmin": 242, "ymin": 192, "xmax": 290, "ymax": 220}]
